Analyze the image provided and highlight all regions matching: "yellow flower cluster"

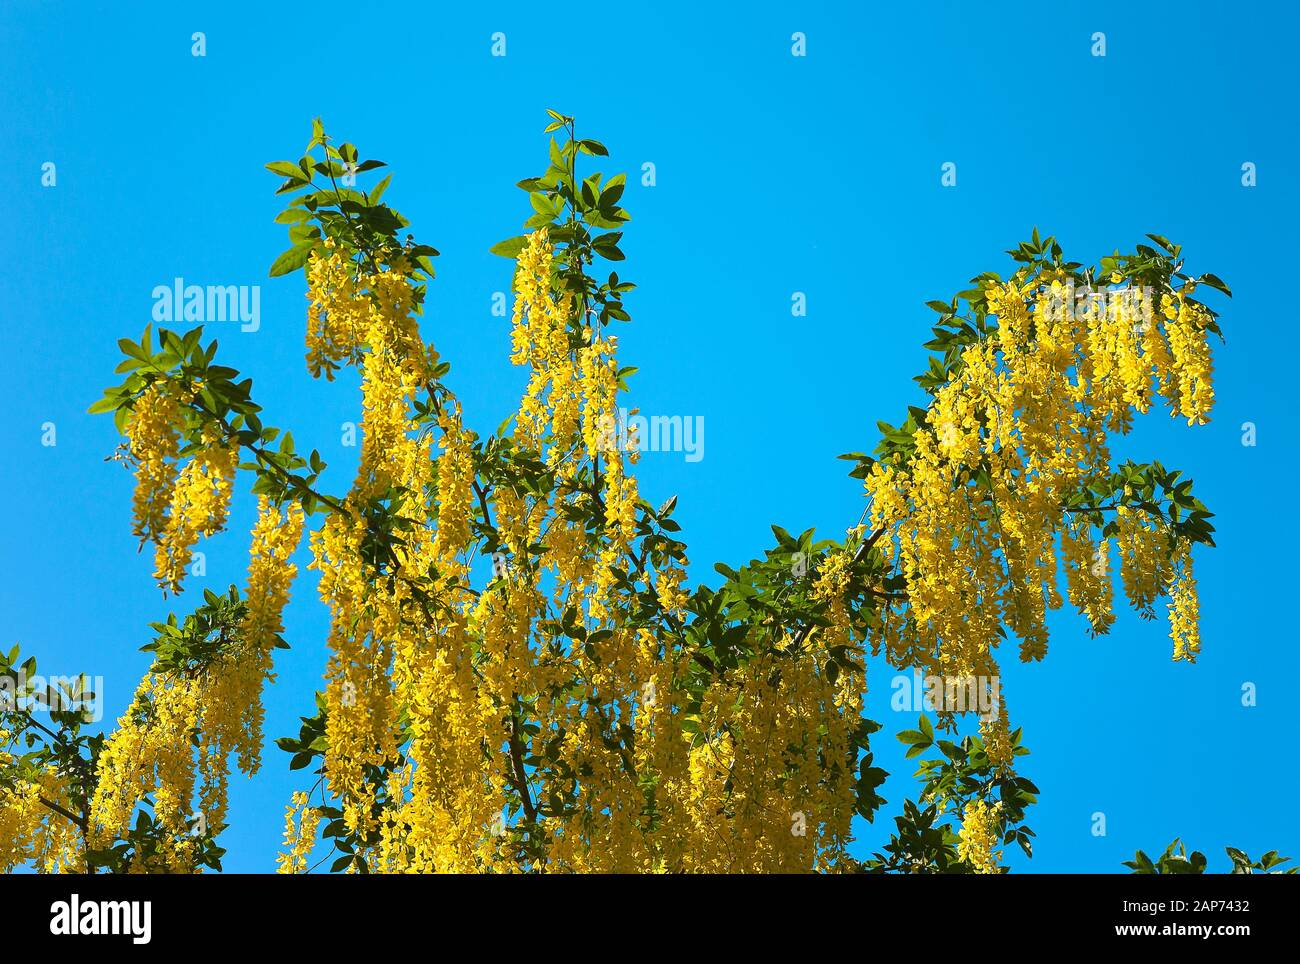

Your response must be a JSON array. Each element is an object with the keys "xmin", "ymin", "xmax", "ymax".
[
  {"xmin": 305, "ymin": 239, "xmax": 367, "ymax": 379},
  {"xmin": 1162, "ymin": 294, "xmax": 1216, "ymax": 425},
  {"xmin": 314, "ymin": 229, "xmax": 863, "ymax": 873},
  {"xmin": 312, "ymin": 507, "xmax": 399, "ymax": 841},
  {"xmin": 1114, "ymin": 504, "xmax": 1174, "ymax": 617},
  {"xmin": 1168, "ymin": 549, "xmax": 1200, "ymax": 663},
  {"xmin": 864, "ymin": 277, "xmax": 1211, "ymax": 730},
  {"xmin": 154, "ymin": 429, "xmax": 239, "ymax": 593},
  {"xmin": 125, "ymin": 382, "xmax": 181, "ymax": 541},
  {"xmin": 305, "ymin": 246, "xmax": 499, "ymax": 865},
  {"xmin": 209, "ymin": 498, "xmax": 305, "ymax": 776},
  {"xmin": 512, "ymin": 232, "xmax": 580, "ymax": 449},
  {"xmin": 1060, "ymin": 519, "xmax": 1115, "ymax": 636},
  {"xmin": 661, "ymin": 644, "xmax": 860, "ymax": 872},
  {"xmin": 306, "ymin": 240, "xmax": 437, "ymax": 384},
  {"xmin": 270, "ymin": 233, "xmax": 1213, "ymax": 875},
  {"xmin": 90, "ymin": 499, "xmax": 303, "ymax": 871},
  {"xmin": 90, "ymin": 672, "xmax": 204, "ymax": 871},
  {"xmin": 980, "ymin": 704, "xmax": 1015, "ymax": 769},
  {"xmin": 0, "ymin": 730, "xmax": 83, "ymax": 873},
  {"xmin": 276, "ymin": 791, "xmax": 321, "ymax": 874},
  {"xmin": 957, "ymin": 799, "xmax": 1003, "ymax": 874},
  {"xmin": 124, "ymin": 387, "xmax": 239, "ymax": 594}
]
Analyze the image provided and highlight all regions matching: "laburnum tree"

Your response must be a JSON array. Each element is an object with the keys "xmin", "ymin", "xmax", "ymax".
[{"xmin": 1, "ymin": 113, "xmax": 1289, "ymax": 875}]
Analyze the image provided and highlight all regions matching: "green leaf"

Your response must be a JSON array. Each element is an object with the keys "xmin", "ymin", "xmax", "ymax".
[
  {"xmin": 490, "ymin": 236, "xmax": 529, "ymax": 258},
  {"xmin": 918, "ymin": 714, "xmax": 934, "ymax": 741},
  {"xmin": 275, "ymin": 208, "xmax": 312, "ymax": 224},
  {"xmin": 269, "ymin": 243, "xmax": 315, "ymax": 277},
  {"xmin": 1198, "ymin": 273, "xmax": 1232, "ymax": 297},
  {"xmin": 266, "ymin": 160, "xmax": 309, "ymax": 181},
  {"xmin": 368, "ymin": 173, "xmax": 393, "ymax": 204}
]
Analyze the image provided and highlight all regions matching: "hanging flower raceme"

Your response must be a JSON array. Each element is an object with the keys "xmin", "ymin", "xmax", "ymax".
[
  {"xmin": 306, "ymin": 242, "xmax": 492, "ymax": 864},
  {"xmin": 0, "ymin": 733, "xmax": 83, "ymax": 873},
  {"xmin": 305, "ymin": 239, "xmax": 369, "ymax": 380},
  {"xmin": 122, "ymin": 384, "xmax": 240, "ymax": 595},
  {"xmin": 230, "ymin": 126, "xmax": 1228, "ymax": 875},
  {"xmin": 277, "ymin": 791, "xmax": 322, "ymax": 874},
  {"xmin": 154, "ymin": 428, "xmax": 239, "ymax": 593},
  {"xmin": 89, "ymin": 672, "xmax": 204, "ymax": 871},
  {"xmin": 206, "ymin": 498, "xmax": 305, "ymax": 777},
  {"xmin": 90, "ymin": 498, "xmax": 304, "ymax": 871},
  {"xmin": 957, "ymin": 799, "xmax": 1003, "ymax": 874},
  {"xmin": 124, "ymin": 382, "xmax": 182, "ymax": 543},
  {"xmin": 863, "ymin": 270, "xmax": 1215, "ymax": 742},
  {"xmin": 1168, "ymin": 547, "xmax": 1200, "ymax": 663}
]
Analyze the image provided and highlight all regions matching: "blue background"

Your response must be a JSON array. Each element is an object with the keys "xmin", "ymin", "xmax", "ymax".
[{"xmin": 2, "ymin": 0, "xmax": 1294, "ymax": 872}]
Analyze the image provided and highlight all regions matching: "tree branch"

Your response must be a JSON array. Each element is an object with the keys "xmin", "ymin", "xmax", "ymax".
[
  {"xmin": 38, "ymin": 795, "xmax": 87, "ymax": 830},
  {"xmin": 506, "ymin": 704, "xmax": 537, "ymax": 824}
]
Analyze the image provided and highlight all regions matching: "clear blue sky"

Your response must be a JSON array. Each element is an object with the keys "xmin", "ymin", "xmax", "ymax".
[{"xmin": 2, "ymin": 0, "xmax": 1295, "ymax": 872}]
